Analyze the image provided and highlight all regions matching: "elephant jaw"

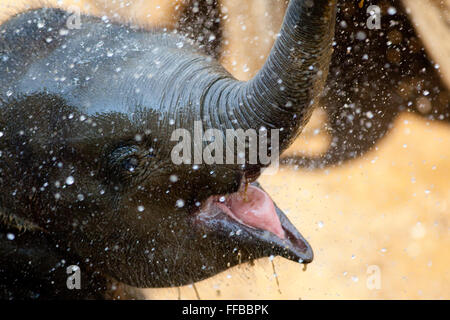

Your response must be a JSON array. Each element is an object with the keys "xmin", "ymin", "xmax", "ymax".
[{"xmin": 194, "ymin": 181, "xmax": 313, "ymax": 264}]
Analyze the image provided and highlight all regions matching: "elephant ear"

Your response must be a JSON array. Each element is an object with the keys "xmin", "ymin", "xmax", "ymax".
[{"xmin": 176, "ymin": 0, "xmax": 222, "ymax": 59}]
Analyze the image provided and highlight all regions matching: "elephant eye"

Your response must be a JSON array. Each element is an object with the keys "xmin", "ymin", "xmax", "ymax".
[
  {"xmin": 110, "ymin": 145, "xmax": 140, "ymax": 173},
  {"xmin": 122, "ymin": 156, "xmax": 139, "ymax": 172}
]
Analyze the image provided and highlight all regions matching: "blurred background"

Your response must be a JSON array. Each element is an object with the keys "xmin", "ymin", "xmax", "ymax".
[{"xmin": 1, "ymin": 0, "xmax": 449, "ymax": 299}]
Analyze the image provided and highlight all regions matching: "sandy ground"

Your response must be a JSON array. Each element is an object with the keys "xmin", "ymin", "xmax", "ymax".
[{"xmin": 1, "ymin": 0, "xmax": 449, "ymax": 299}]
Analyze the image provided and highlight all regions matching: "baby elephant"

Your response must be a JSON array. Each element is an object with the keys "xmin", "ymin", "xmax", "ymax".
[{"xmin": 0, "ymin": 0, "xmax": 336, "ymax": 299}]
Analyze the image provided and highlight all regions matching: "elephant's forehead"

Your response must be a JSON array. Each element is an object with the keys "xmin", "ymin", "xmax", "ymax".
[{"xmin": 7, "ymin": 21, "xmax": 204, "ymax": 117}]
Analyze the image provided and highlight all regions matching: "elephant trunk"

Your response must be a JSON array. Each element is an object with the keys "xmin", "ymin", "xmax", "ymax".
[{"xmin": 204, "ymin": 0, "xmax": 336, "ymax": 169}]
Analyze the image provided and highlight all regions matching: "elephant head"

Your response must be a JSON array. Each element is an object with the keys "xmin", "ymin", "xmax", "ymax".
[{"xmin": 0, "ymin": 0, "xmax": 336, "ymax": 290}]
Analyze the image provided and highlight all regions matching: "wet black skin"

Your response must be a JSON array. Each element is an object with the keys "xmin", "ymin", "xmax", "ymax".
[{"xmin": 0, "ymin": 1, "xmax": 336, "ymax": 298}]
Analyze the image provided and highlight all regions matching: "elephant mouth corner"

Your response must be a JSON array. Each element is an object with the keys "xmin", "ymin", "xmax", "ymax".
[{"xmin": 192, "ymin": 179, "xmax": 314, "ymax": 264}]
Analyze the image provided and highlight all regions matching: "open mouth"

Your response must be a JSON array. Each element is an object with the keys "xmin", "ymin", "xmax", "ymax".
[
  {"xmin": 194, "ymin": 179, "xmax": 313, "ymax": 264},
  {"xmin": 206, "ymin": 184, "xmax": 286, "ymax": 239}
]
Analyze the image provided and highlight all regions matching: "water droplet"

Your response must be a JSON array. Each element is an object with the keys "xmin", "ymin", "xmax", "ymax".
[
  {"xmin": 356, "ymin": 31, "xmax": 367, "ymax": 41},
  {"xmin": 176, "ymin": 199, "xmax": 185, "ymax": 208},
  {"xmin": 387, "ymin": 7, "xmax": 397, "ymax": 15},
  {"xmin": 65, "ymin": 176, "xmax": 75, "ymax": 185}
]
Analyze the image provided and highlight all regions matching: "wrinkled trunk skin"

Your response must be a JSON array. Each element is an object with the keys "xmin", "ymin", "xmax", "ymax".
[{"xmin": 208, "ymin": 0, "xmax": 337, "ymax": 155}]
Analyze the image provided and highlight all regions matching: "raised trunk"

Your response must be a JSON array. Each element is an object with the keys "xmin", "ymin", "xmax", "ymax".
[{"xmin": 204, "ymin": 0, "xmax": 337, "ymax": 159}]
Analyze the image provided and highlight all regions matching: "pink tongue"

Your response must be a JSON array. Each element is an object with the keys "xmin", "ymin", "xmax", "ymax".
[{"xmin": 227, "ymin": 186, "xmax": 285, "ymax": 239}]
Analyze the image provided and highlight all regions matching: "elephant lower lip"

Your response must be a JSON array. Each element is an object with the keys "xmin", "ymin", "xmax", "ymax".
[{"xmin": 193, "ymin": 180, "xmax": 314, "ymax": 264}]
